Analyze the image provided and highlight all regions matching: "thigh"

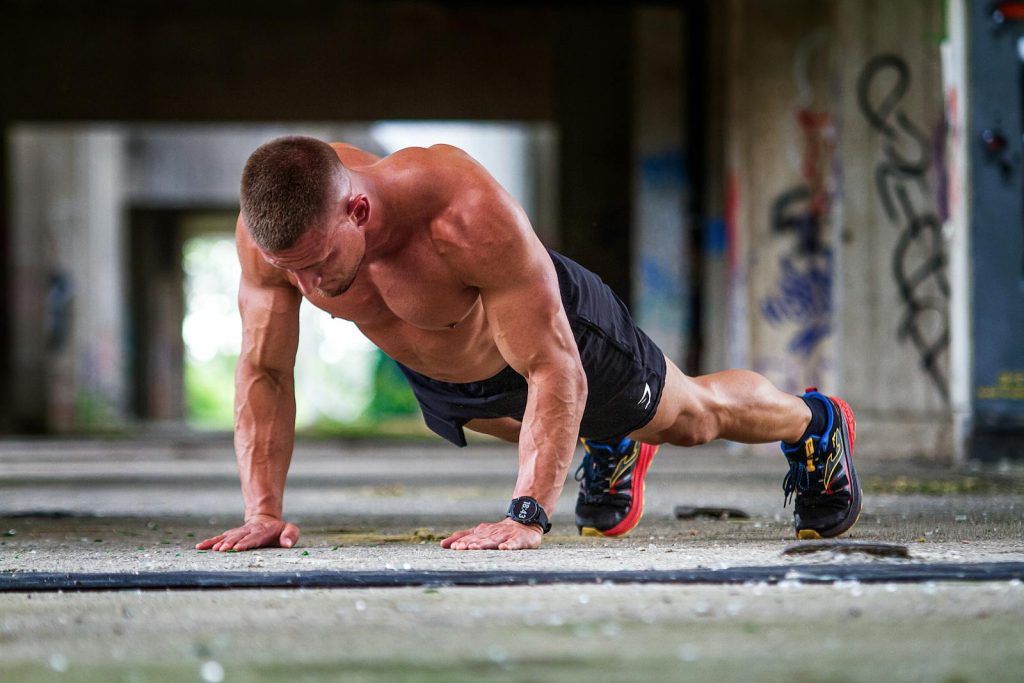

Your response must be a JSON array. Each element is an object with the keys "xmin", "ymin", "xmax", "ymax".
[{"xmin": 464, "ymin": 417, "xmax": 522, "ymax": 443}]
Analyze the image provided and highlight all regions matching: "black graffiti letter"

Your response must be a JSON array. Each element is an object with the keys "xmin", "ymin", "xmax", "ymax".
[{"xmin": 857, "ymin": 54, "xmax": 950, "ymax": 401}]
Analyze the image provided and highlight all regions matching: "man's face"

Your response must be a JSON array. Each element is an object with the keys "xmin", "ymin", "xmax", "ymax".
[{"xmin": 260, "ymin": 207, "xmax": 365, "ymax": 298}]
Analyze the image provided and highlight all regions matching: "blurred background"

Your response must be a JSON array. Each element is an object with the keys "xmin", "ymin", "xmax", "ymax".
[{"xmin": 0, "ymin": 0, "xmax": 1021, "ymax": 461}]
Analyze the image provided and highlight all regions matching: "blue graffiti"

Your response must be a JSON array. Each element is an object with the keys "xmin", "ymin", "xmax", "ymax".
[
  {"xmin": 759, "ymin": 251, "xmax": 833, "ymax": 357},
  {"xmin": 639, "ymin": 256, "xmax": 679, "ymax": 296},
  {"xmin": 640, "ymin": 151, "xmax": 687, "ymax": 190},
  {"xmin": 704, "ymin": 217, "xmax": 727, "ymax": 256}
]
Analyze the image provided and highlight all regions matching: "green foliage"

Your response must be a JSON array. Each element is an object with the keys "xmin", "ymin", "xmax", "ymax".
[
  {"xmin": 72, "ymin": 391, "xmax": 123, "ymax": 433},
  {"xmin": 363, "ymin": 351, "xmax": 419, "ymax": 419},
  {"xmin": 181, "ymin": 235, "xmax": 423, "ymax": 436},
  {"xmin": 185, "ymin": 353, "xmax": 237, "ymax": 430}
]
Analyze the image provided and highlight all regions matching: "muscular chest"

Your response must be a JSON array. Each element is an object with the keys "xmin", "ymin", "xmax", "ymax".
[
  {"xmin": 374, "ymin": 261, "xmax": 481, "ymax": 330},
  {"xmin": 306, "ymin": 252, "xmax": 482, "ymax": 332}
]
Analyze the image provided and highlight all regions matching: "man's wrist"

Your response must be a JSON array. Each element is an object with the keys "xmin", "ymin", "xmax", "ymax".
[
  {"xmin": 244, "ymin": 511, "xmax": 282, "ymax": 523},
  {"xmin": 502, "ymin": 517, "xmax": 543, "ymax": 532},
  {"xmin": 506, "ymin": 496, "xmax": 552, "ymax": 533}
]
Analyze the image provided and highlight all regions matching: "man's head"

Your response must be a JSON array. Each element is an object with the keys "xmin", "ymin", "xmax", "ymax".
[
  {"xmin": 240, "ymin": 136, "xmax": 350, "ymax": 252},
  {"xmin": 241, "ymin": 136, "xmax": 369, "ymax": 298}
]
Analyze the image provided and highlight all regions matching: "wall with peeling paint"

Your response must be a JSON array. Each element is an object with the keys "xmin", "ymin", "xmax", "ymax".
[{"xmin": 712, "ymin": 0, "xmax": 951, "ymax": 458}]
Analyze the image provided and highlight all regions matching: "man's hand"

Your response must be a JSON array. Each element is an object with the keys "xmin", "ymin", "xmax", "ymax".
[
  {"xmin": 440, "ymin": 518, "xmax": 543, "ymax": 550},
  {"xmin": 195, "ymin": 514, "xmax": 301, "ymax": 552}
]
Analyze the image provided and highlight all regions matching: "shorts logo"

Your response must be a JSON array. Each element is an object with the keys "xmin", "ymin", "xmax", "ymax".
[{"xmin": 638, "ymin": 383, "xmax": 652, "ymax": 410}]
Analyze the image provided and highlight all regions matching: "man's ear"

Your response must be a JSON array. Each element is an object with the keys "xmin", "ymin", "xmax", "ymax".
[{"xmin": 349, "ymin": 195, "xmax": 370, "ymax": 226}]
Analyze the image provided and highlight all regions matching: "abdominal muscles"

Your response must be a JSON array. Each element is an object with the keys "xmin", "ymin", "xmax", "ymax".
[{"xmin": 360, "ymin": 317, "xmax": 509, "ymax": 383}]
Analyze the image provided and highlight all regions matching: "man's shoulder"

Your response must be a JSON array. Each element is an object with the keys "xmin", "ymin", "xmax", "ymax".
[
  {"xmin": 387, "ymin": 146, "xmax": 502, "ymax": 222},
  {"xmin": 421, "ymin": 143, "xmax": 473, "ymax": 161},
  {"xmin": 419, "ymin": 158, "xmax": 535, "ymax": 278},
  {"xmin": 387, "ymin": 143, "xmax": 479, "ymax": 175},
  {"xmin": 234, "ymin": 215, "xmax": 294, "ymax": 290}
]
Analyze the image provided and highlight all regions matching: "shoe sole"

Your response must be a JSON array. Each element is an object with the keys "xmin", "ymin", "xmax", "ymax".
[
  {"xmin": 578, "ymin": 442, "xmax": 659, "ymax": 537},
  {"xmin": 796, "ymin": 397, "xmax": 862, "ymax": 539}
]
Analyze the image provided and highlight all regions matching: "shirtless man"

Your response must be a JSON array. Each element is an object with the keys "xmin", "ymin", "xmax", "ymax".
[{"xmin": 196, "ymin": 136, "xmax": 861, "ymax": 552}]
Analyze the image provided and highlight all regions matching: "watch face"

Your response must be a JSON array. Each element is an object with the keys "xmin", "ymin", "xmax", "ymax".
[{"xmin": 513, "ymin": 498, "xmax": 539, "ymax": 523}]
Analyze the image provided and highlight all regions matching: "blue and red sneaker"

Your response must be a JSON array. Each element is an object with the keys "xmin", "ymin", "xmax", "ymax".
[
  {"xmin": 782, "ymin": 388, "xmax": 862, "ymax": 539},
  {"xmin": 574, "ymin": 437, "xmax": 659, "ymax": 537}
]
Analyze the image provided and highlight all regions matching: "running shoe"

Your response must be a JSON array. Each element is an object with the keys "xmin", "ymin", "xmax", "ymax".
[
  {"xmin": 574, "ymin": 437, "xmax": 659, "ymax": 537},
  {"xmin": 781, "ymin": 388, "xmax": 862, "ymax": 539}
]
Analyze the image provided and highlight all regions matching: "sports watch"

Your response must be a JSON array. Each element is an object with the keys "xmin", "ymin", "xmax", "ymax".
[{"xmin": 506, "ymin": 496, "xmax": 552, "ymax": 534}]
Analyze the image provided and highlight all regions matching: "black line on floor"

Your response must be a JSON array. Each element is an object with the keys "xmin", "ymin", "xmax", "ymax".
[{"xmin": 1, "ymin": 562, "xmax": 1022, "ymax": 592}]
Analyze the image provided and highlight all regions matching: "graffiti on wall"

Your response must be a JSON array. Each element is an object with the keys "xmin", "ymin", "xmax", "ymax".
[
  {"xmin": 759, "ymin": 250, "xmax": 832, "ymax": 357},
  {"xmin": 757, "ymin": 31, "xmax": 835, "ymax": 390},
  {"xmin": 857, "ymin": 54, "xmax": 950, "ymax": 401}
]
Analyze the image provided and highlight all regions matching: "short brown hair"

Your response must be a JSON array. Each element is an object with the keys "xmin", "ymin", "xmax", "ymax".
[{"xmin": 240, "ymin": 136, "xmax": 347, "ymax": 251}]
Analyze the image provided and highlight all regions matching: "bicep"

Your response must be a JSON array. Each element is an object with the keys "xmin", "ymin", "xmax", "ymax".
[
  {"xmin": 433, "ymin": 156, "xmax": 581, "ymax": 376},
  {"xmin": 235, "ymin": 215, "xmax": 301, "ymax": 374},
  {"xmin": 478, "ymin": 246, "xmax": 580, "ymax": 379}
]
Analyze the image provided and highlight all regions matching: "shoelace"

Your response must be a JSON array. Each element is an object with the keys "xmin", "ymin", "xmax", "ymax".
[
  {"xmin": 783, "ymin": 458, "xmax": 850, "ymax": 514},
  {"xmin": 574, "ymin": 452, "xmax": 610, "ymax": 499},
  {"xmin": 574, "ymin": 442, "xmax": 629, "ymax": 503},
  {"xmin": 782, "ymin": 392, "xmax": 836, "ymax": 507},
  {"xmin": 782, "ymin": 459, "xmax": 812, "ymax": 507}
]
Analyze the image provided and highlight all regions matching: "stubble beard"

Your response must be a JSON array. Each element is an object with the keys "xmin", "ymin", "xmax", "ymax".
[{"xmin": 314, "ymin": 253, "xmax": 363, "ymax": 298}]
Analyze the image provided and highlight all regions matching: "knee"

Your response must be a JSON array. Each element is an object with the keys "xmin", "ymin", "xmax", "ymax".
[
  {"xmin": 665, "ymin": 390, "xmax": 722, "ymax": 447},
  {"xmin": 464, "ymin": 418, "xmax": 521, "ymax": 443},
  {"xmin": 668, "ymin": 411, "xmax": 718, "ymax": 447}
]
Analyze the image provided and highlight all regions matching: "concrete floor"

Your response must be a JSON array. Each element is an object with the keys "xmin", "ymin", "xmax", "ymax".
[{"xmin": 1, "ymin": 437, "xmax": 1023, "ymax": 681}]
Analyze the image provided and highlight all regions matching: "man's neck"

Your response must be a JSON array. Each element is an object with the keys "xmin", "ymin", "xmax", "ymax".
[{"xmin": 348, "ymin": 168, "xmax": 397, "ymax": 257}]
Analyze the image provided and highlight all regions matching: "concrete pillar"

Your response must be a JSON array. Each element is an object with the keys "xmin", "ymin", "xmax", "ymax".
[
  {"xmin": 717, "ymin": 0, "xmax": 950, "ymax": 458},
  {"xmin": 10, "ymin": 127, "xmax": 128, "ymax": 431},
  {"xmin": 700, "ymin": 3, "xmax": 731, "ymax": 377},
  {"xmin": 631, "ymin": 5, "xmax": 688, "ymax": 366},
  {"xmin": 834, "ymin": 0, "xmax": 950, "ymax": 456},
  {"xmin": 721, "ymin": 0, "xmax": 837, "ymax": 401},
  {"xmin": 9, "ymin": 131, "xmax": 49, "ymax": 430}
]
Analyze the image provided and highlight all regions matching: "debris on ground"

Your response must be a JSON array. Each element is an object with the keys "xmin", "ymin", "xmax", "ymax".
[
  {"xmin": 782, "ymin": 540, "xmax": 911, "ymax": 559},
  {"xmin": 674, "ymin": 506, "xmax": 751, "ymax": 520}
]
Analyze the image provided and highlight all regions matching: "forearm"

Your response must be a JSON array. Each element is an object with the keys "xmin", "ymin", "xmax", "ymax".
[
  {"xmin": 513, "ymin": 361, "xmax": 587, "ymax": 514},
  {"xmin": 234, "ymin": 362, "xmax": 296, "ymax": 520}
]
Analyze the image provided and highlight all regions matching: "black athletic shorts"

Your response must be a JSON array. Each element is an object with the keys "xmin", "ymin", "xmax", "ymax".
[{"xmin": 395, "ymin": 249, "xmax": 667, "ymax": 447}]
